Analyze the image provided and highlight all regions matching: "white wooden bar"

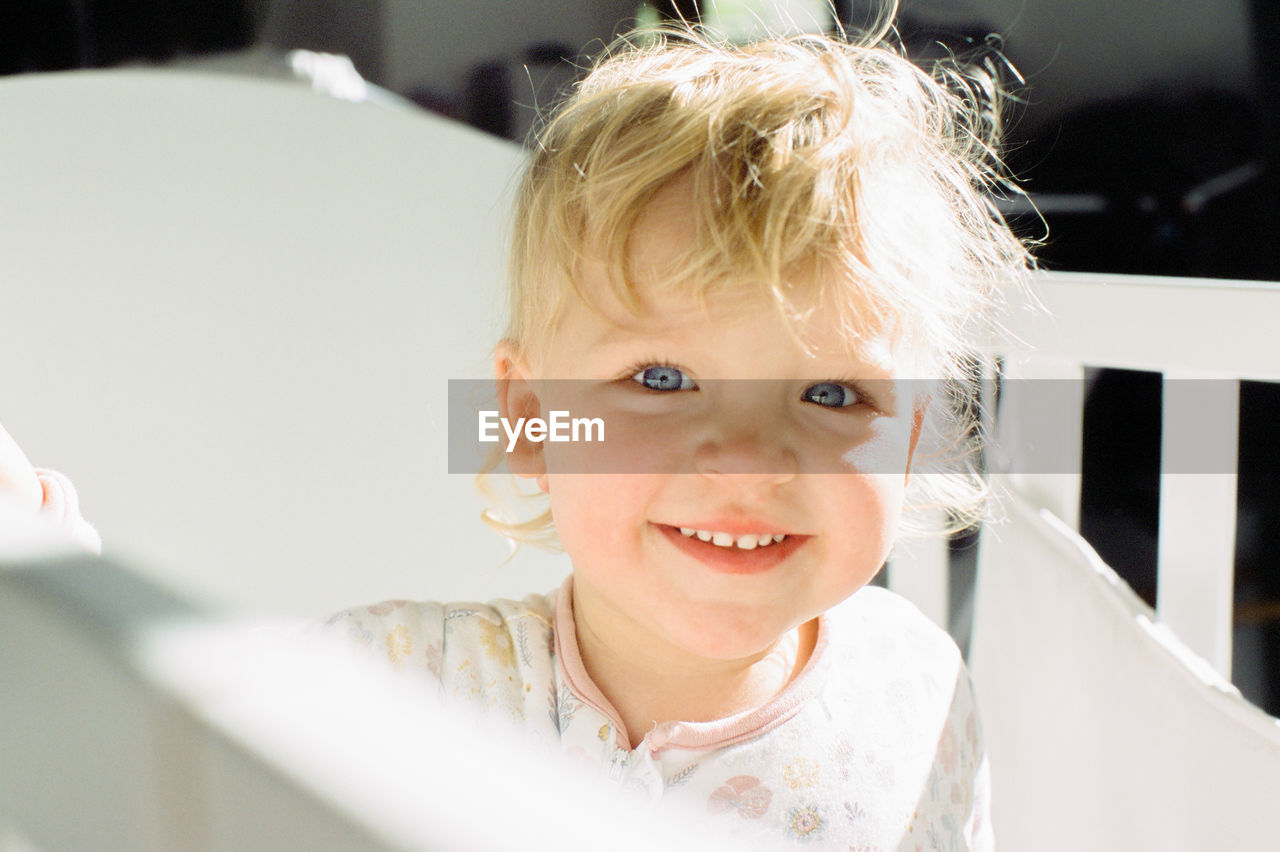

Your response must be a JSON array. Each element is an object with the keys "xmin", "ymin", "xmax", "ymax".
[
  {"xmin": 1156, "ymin": 376, "xmax": 1240, "ymax": 678},
  {"xmin": 991, "ymin": 355, "xmax": 1086, "ymax": 531},
  {"xmin": 1006, "ymin": 271, "xmax": 1280, "ymax": 382}
]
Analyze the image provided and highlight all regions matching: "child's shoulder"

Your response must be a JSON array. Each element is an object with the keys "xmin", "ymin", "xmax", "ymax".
[
  {"xmin": 320, "ymin": 589, "xmax": 557, "ymax": 657},
  {"xmin": 325, "ymin": 589, "xmax": 555, "ymax": 629},
  {"xmin": 316, "ymin": 590, "xmax": 560, "ymax": 717},
  {"xmin": 819, "ymin": 585, "xmax": 976, "ymax": 747},
  {"xmin": 826, "ymin": 583, "xmax": 964, "ymax": 668}
]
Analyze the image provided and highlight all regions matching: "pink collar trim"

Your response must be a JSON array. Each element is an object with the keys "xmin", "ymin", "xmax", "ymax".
[{"xmin": 552, "ymin": 575, "xmax": 830, "ymax": 754}]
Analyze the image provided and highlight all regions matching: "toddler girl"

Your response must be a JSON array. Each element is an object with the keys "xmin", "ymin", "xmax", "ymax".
[
  {"xmin": 8, "ymin": 20, "xmax": 1029, "ymax": 852},
  {"xmin": 328, "ymin": 23, "xmax": 1027, "ymax": 850}
]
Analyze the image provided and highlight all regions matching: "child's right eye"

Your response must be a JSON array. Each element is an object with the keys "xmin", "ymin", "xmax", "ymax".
[{"xmin": 631, "ymin": 365, "xmax": 697, "ymax": 391}]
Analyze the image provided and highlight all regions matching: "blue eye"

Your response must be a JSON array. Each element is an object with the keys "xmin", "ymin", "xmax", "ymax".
[
  {"xmin": 632, "ymin": 365, "xmax": 695, "ymax": 391},
  {"xmin": 803, "ymin": 382, "xmax": 858, "ymax": 408}
]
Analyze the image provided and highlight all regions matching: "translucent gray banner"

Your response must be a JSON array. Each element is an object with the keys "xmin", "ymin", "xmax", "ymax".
[{"xmin": 446, "ymin": 379, "xmax": 1261, "ymax": 475}]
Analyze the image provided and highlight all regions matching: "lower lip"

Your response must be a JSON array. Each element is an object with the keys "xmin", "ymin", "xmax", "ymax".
[{"xmin": 655, "ymin": 524, "xmax": 809, "ymax": 575}]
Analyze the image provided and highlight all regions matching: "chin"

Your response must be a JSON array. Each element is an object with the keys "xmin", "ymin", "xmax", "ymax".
[{"xmin": 671, "ymin": 612, "xmax": 800, "ymax": 662}]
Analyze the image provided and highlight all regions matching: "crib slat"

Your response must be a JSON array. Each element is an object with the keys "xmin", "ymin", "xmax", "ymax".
[
  {"xmin": 992, "ymin": 357, "xmax": 1086, "ymax": 530},
  {"xmin": 1155, "ymin": 376, "xmax": 1239, "ymax": 679}
]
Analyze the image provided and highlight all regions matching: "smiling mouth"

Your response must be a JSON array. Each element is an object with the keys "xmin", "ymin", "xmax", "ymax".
[{"xmin": 654, "ymin": 523, "xmax": 809, "ymax": 574}]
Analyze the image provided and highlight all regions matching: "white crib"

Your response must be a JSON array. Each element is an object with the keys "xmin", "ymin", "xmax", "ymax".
[
  {"xmin": 2, "ymin": 67, "xmax": 1278, "ymax": 850},
  {"xmin": 887, "ymin": 271, "xmax": 1280, "ymax": 849},
  {"xmin": 891, "ymin": 270, "xmax": 1280, "ymax": 679}
]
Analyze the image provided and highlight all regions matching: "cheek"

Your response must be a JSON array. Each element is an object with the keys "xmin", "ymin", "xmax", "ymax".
[
  {"xmin": 832, "ymin": 474, "xmax": 908, "ymax": 553},
  {"xmin": 546, "ymin": 474, "xmax": 659, "ymax": 553},
  {"xmin": 812, "ymin": 475, "xmax": 907, "ymax": 596}
]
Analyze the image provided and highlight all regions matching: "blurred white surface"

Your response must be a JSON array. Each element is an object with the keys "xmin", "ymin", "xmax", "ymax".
[
  {"xmin": 0, "ymin": 552, "xmax": 739, "ymax": 851},
  {"xmin": 0, "ymin": 68, "xmax": 570, "ymax": 617}
]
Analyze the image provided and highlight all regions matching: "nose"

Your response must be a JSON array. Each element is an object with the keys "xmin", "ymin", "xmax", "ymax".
[{"xmin": 692, "ymin": 425, "xmax": 798, "ymax": 486}]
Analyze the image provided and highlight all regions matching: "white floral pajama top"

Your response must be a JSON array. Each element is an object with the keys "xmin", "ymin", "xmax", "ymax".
[{"xmin": 324, "ymin": 577, "xmax": 992, "ymax": 850}]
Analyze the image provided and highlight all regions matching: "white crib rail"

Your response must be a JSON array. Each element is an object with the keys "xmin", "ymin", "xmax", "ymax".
[
  {"xmin": 1009, "ymin": 271, "xmax": 1280, "ymax": 380},
  {"xmin": 0, "ymin": 546, "xmax": 740, "ymax": 851},
  {"xmin": 1009, "ymin": 270, "xmax": 1280, "ymax": 678},
  {"xmin": 891, "ymin": 270, "xmax": 1280, "ymax": 678}
]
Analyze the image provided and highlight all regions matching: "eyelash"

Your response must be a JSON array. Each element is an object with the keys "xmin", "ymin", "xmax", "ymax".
[
  {"xmin": 618, "ymin": 356, "xmax": 687, "ymax": 378},
  {"xmin": 620, "ymin": 360, "xmax": 871, "ymax": 408},
  {"xmin": 803, "ymin": 380, "xmax": 867, "ymax": 408}
]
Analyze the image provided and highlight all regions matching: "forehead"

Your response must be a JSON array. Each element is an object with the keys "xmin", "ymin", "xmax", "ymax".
[
  {"xmin": 533, "ymin": 170, "xmax": 924, "ymax": 375},
  {"xmin": 624, "ymin": 175, "xmax": 698, "ymax": 279},
  {"xmin": 545, "ymin": 280, "xmax": 900, "ymax": 376}
]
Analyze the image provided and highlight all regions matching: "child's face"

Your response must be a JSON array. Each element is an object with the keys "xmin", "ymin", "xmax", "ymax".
[{"xmin": 499, "ymin": 182, "xmax": 924, "ymax": 666}]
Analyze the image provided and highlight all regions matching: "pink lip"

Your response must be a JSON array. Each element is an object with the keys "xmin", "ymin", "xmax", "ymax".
[{"xmin": 653, "ymin": 523, "xmax": 810, "ymax": 575}]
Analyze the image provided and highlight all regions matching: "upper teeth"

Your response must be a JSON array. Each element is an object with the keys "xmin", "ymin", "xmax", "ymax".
[{"xmin": 678, "ymin": 528, "xmax": 787, "ymax": 549}]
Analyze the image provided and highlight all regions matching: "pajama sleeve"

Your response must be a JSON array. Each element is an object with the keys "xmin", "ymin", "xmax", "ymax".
[{"xmin": 320, "ymin": 599, "xmax": 449, "ymax": 689}]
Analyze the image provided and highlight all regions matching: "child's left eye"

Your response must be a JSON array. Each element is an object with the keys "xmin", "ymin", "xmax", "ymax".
[{"xmin": 802, "ymin": 382, "xmax": 859, "ymax": 408}]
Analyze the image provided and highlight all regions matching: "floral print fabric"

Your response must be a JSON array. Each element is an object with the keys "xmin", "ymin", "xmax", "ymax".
[{"xmin": 324, "ymin": 580, "xmax": 992, "ymax": 850}]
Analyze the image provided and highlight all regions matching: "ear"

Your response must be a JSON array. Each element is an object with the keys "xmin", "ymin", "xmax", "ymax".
[
  {"xmin": 904, "ymin": 394, "xmax": 929, "ymax": 486},
  {"xmin": 494, "ymin": 341, "xmax": 549, "ymax": 492}
]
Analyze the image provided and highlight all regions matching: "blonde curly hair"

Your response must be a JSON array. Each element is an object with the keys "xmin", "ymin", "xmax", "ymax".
[{"xmin": 479, "ymin": 21, "xmax": 1033, "ymax": 550}]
